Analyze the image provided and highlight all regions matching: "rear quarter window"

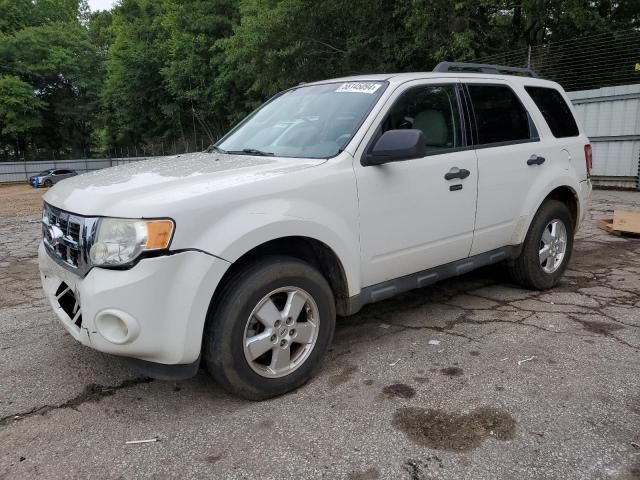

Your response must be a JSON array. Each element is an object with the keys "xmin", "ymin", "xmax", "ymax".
[{"xmin": 525, "ymin": 86, "xmax": 579, "ymax": 138}]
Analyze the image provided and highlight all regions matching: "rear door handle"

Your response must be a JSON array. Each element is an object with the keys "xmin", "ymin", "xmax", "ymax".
[
  {"xmin": 527, "ymin": 155, "xmax": 546, "ymax": 166},
  {"xmin": 444, "ymin": 168, "xmax": 470, "ymax": 180}
]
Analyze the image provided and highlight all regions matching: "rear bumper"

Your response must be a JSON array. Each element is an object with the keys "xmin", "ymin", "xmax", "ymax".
[
  {"xmin": 577, "ymin": 179, "xmax": 592, "ymax": 231},
  {"xmin": 39, "ymin": 243, "xmax": 230, "ymax": 365}
]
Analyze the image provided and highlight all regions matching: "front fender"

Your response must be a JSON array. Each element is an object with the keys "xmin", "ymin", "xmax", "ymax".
[{"xmin": 185, "ymin": 199, "xmax": 361, "ymax": 297}]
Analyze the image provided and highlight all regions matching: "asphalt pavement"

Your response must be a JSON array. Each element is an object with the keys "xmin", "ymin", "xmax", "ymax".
[{"xmin": 1, "ymin": 188, "xmax": 639, "ymax": 479}]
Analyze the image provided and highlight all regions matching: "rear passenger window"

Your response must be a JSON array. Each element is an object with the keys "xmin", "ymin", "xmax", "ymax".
[
  {"xmin": 467, "ymin": 85, "xmax": 535, "ymax": 145},
  {"xmin": 525, "ymin": 86, "xmax": 579, "ymax": 138}
]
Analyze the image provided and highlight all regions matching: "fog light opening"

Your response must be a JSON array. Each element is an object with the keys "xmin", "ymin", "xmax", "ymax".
[{"xmin": 95, "ymin": 310, "xmax": 139, "ymax": 345}]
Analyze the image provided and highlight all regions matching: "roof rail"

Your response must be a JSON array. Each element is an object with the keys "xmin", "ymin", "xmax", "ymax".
[{"xmin": 433, "ymin": 61, "xmax": 539, "ymax": 78}]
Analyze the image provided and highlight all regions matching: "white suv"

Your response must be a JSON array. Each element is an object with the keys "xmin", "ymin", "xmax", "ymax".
[{"xmin": 39, "ymin": 62, "xmax": 592, "ymax": 399}]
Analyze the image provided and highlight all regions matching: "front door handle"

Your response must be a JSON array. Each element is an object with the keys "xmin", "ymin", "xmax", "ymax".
[
  {"xmin": 527, "ymin": 155, "xmax": 546, "ymax": 166},
  {"xmin": 444, "ymin": 167, "xmax": 470, "ymax": 180}
]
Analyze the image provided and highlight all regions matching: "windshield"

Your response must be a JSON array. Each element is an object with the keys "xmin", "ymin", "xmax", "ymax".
[
  {"xmin": 217, "ymin": 81, "xmax": 386, "ymax": 159},
  {"xmin": 38, "ymin": 170, "xmax": 53, "ymax": 176}
]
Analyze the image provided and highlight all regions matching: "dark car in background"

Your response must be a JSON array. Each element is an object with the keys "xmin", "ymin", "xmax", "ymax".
[{"xmin": 29, "ymin": 169, "xmax": 78, "ymax": 188}]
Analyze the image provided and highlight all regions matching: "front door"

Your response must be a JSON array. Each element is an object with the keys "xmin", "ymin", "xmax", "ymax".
[{"xmin": 353, "ymin": 80, "xmax": 478, "ymax": 287}]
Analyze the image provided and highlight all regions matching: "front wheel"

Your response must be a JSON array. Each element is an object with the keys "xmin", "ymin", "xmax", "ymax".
[
  {"xmin": 508, "ymin": 200, "xmax": 574, "ymax": 290},
  {"xmin": 203, "ymin": 256, "xmax": 336, "ymax": 400},
  {"xmin": 43, "ymin": 179, "xmax": 53, "ymax": 188}
]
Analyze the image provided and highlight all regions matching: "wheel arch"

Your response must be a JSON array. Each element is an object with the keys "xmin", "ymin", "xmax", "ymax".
[
  {"xmin": 208, "ymin": 236, "xmax": 352, "ymax": 317},
  {"xmin": 543, "ymin": 185, "xmax": 579, "ymax": 229},
  {"xmin": 516, "ymin": 181, "xmax": 581, "ymax": 245}
]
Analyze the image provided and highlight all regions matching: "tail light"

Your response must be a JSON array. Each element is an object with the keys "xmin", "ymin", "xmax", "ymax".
[{"xmin": 584, "ymin": 144, "xmax": 592, "ymax": 177}]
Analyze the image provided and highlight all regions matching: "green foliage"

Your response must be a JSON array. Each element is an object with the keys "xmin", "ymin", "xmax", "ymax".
[
  {"xmin": 0, "ymin": 0, "xmax": 639, "ymax": 159},
  {"xmin": 0, "ymin": 0, "xmax": 102, "ymax": 159},
  {"xmin": 101, "ymin": 0, "xmax": 171, "ymax": 146},
  {"xmin": 0, "ymin": 75, "xmax": 45, "ymax": 135},
  {"xmin": 100, "ymin": 0, "xmax": 235, "ymax": 149}
]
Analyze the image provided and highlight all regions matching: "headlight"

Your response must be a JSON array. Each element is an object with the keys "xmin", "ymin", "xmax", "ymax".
[{"xmin": 89, "ymin": 218, "xmax": 174, "ymax": 267}]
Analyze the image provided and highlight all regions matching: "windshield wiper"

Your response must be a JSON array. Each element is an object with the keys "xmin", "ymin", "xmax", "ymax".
[
  {"xmin": 207, "ymin": 145, "xmax": 227, "ymax": 154},
  {"xmin": 227, "ymin": 148, "xmax": 275, "ymax": 156}
]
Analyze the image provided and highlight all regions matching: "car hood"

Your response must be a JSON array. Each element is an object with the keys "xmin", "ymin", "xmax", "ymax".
[{"xmin": 43, "ymin": 152, "xmax": 325, "ymax": 217}]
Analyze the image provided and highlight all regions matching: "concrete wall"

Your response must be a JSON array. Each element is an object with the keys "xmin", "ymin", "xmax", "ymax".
[{"xmin": 0, "ymin": 157, "xmax": 147, "ymax": 183}]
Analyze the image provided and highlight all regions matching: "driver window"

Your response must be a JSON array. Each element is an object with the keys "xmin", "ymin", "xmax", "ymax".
[{"xmin": 381, "ymin": 84, "xmax": 462, "ymax": 154}]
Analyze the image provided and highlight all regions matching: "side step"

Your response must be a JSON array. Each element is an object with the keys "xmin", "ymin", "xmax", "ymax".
[{"xmin": 345, "ymin": 245, "xmax": 522, "ymax": 315}]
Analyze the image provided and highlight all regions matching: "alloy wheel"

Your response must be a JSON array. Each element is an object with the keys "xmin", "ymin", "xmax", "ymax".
[
  {"xmin": 243, "ymin": 287, "xmax": 320, "ymax": 378},
  {"xmin": 539, "ymin": 219, "xmax": 568, "ymax": 274}
]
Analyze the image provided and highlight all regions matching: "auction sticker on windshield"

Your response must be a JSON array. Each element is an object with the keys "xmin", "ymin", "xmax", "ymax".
[{"xmin": 336, "ymin": 82, "xmax": 382, "ymax": 94}]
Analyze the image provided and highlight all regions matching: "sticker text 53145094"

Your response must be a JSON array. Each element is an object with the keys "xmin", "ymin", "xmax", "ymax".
[{"xmin": 335, "ymin": 82, "xmax": 382, "ymax": 94}]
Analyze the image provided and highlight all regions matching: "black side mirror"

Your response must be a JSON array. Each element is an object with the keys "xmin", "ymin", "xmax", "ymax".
[{"xmin": 362, "ymin": 129, "xmax": 426, "ymax": 166}]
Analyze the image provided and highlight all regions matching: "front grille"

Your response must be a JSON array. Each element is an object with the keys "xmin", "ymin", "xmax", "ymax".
[
  {"xmin": 55, "ymin": 282, "xmax": 83, "ymax": 328},
  {"xmin": 42, "ymin": 203, "xmax": 96, "ymax": 276}
]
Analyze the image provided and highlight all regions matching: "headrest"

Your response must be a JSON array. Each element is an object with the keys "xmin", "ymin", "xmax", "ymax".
[{"xmin": 413, "ymin": 110, "xmax": 448, "ymax": 147}]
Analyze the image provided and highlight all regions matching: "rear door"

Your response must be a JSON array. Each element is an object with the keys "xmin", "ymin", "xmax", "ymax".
[
  {"xmin": 50, "ymin": 170, "xmax": 63, "ymax": 183},
  {"xmin": 54, "ymin": 170, "xmax": 73, "ymax": 182},
  {"xmin": 464, "ymin": 80, "xmax": 554, "ymax": 255},
  {"xmin": 523, "ymin": 85, "xmax": 587, "ymax": 180}
]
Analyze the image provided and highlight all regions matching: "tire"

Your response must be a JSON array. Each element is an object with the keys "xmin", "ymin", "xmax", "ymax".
[
  {"xmin": 43, "ymin": 179, "xmax": 53, "ymax": 188},
  {"xmin": 508, "ymin": 200, "xmax": 574, "ymax": 290},
  {"xmin": 203, "ymin": 255, "xmax": 336, "ymax": 400}
]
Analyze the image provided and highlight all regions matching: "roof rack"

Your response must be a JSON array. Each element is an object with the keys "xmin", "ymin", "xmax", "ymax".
[{"xmin": 433, "ymin": 61, "xmax": 539, "ymax": 78}]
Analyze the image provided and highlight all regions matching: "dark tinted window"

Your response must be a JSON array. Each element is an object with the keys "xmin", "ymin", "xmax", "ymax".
[
  {"xmin": 525, "ymin": 86, "xmax": 579, "ymax": 138},
  {"xmin": 381, "ymin": 84, "xmax": 462, "ymax": 153},
  {"xmin": 468, "ymin": 85, "xmax": 533, "ymax": 145}
]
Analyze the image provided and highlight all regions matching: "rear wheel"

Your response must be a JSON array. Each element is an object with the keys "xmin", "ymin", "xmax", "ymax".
[
  {"xmin": 508, "ymin": 200, "xmax": 574, "ymax": 290},
  {"xmin": 204, "ymin": 256, "xmax": 335, "ymax": 400}
]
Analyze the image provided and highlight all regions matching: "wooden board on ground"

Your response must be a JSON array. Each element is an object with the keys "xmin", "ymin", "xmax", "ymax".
[
  {"xmin": 597, "ymin": 219, "xmax": 621, "ymax": 236},
  {"xmin": 612, "ymin": 210, "xmax": 640, "ymax": 234},
  {"xmin": 597, "ymin": 211, "xmax": 640, "ymax": 237}
]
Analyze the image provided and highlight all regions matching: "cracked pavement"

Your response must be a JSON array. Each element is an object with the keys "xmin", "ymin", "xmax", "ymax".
[{"xmin": 1, "ymin": 186, "xmax": 639, "ymax": 479}]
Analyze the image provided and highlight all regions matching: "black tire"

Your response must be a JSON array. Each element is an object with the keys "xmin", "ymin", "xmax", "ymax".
[
  {"xmin": 508, "ymin": 200, "xmax": 574, "ymax": 290},
  {"xmin": 203, "ymin": 256, "xmax": 336, "ymax": 400},
  {"xmin": 43, "ymin": 179, "xmax": 53, "ymax": 188}
]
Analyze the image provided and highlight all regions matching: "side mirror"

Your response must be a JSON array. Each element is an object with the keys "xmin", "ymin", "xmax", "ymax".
[{"xmin": 362, "ymin": 129, "xmax": 426, "ymax": 166}]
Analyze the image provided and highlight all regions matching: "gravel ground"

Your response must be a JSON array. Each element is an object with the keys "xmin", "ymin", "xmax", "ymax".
[{"xmin": 0, "ymin": 185, "xmax": 639, "ymax": 480}]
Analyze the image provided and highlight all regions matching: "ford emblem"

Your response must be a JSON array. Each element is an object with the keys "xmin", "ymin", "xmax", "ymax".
[{"xmin": 46, "ymin": 224, "xmax": 64, "ymax": 247}]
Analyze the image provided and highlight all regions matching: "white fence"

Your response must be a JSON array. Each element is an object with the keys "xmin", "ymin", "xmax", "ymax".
[
  {"xmin": 567, "ymin": 84, "xmax": 640, "ymax": 189},
  {"xmin": 0, "ymin": 157, "xmax": 148, "ymax": 183}
]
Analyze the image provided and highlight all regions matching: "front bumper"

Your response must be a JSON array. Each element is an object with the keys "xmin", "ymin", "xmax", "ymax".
[{"xmin": 39, "ymin": 243, "xmax": 230, "ymax": 365}]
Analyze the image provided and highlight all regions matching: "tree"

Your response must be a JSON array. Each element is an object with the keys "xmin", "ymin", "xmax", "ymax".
[
  {"xmin": 0, "ymin": 75, "xmax": 45, "ymax": 157},
  {"xmin": 0, "ymin": 0, "xmax": 102, "ymax": 159},
  {"xmin": 1, "ymin": 0, "xmax": 639, "ymax": 160},
  {"xmin": 160, "ymin": 0, "xmax": 236, "ymax": 141}
]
